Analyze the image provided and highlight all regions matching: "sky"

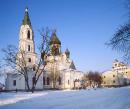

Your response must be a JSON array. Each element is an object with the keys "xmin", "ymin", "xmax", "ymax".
[{"xmin": 0, "ymin": 0, "xmax": 129, "ymax": 72}]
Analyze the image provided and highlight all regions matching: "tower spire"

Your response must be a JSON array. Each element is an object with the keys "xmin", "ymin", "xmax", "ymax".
[{"xmin": 22, "ymin": 7, "xmax": 31, "ymax": 26}]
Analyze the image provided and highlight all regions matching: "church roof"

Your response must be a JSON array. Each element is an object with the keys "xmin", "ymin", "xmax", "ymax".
[
  {"xmin": 22, "ymin": 8, "xmax": 31, "ymax": 26},
  {"xmin": 49, "ymin": 32, "xmax": 61, "ymax": 45},
  {"xmin": 70, "ymin": 61, "xmax": 76, "ymax": 70}
]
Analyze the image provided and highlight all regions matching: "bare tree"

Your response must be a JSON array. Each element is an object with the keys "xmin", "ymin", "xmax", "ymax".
[
  {"xmin": 31, "ymin": 28, "xmax": 51, "ymax": 92},
  {"xmin": 108, "ymin": 23, "xmax": 130, "ymax": 61},
  {"xmin": 2, "ymin": 45, "xmax": 32, "ymax": 90},
  {"xmin": 93, "ymin": 71, "xmax": 102, "ymax": 87},
  {"xmin": 49, "ymin": 57, "xmax": 60, "ymax": 89},
  {"xmin": 2, "ymin": 28, "xmax": 51, "ymax": 92},
  {"xmin": 107, "ymin": 0, "xmax": 130, "ymax": 63},
  {"xmin": 84, "ymin": 71, "xmax": 102, "ymax": 88}
]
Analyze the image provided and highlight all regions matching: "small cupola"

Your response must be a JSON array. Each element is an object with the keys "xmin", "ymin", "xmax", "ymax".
[
  {"xmin": 65, "ymin": 48, "xmax": 70, "ymax": 58},
  {"xmin": 49, "ymin": 32, "xmax": 61, "ymax": 45},
  {"xmin": 49, "ymin": 32, "xmax": 61, "ymax": 56}
]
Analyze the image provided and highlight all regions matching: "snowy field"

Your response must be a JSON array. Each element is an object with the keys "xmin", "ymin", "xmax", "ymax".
[{"xmin": 0, "ymin": 87, "xmax": 130, "ymax": 109}]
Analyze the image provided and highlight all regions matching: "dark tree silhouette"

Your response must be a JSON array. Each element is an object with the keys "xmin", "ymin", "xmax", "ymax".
[
  {"xmin": 83, "ymin": 71, "xmax": 102, "ymax": 88},
  {"xmin": 108, "ymin": 0, "xmax": 130, "ymax": 62}
]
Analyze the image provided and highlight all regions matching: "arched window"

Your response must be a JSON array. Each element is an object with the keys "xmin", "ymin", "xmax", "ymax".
[
  {"xmin": 43, "ymin": 77, "xmax": 46, "ymax": 85},
  {"xmin": 59, "ymin": 77, "xmax": 61, "ymax": 85},
  {"xmin": 47, "ymin": 77, "xmax": 50, "ymax": 85},
  {"xmin": 68, "ymin": 80, "xmax": 70, "ymax": 85},
  {"xmin": 28, "ymin": 58, "xmax": 31, "ymax": 62},
  {"xmin": 28, "ymin": 45, "xmax": 30, "ymax": 51},
  {"xmin": 27, "ymin": 30, "xmax": 30, "ymax": 39},
  {"xmin": 13, "ymin": 80, "xmax": 16, "ymax": 86}
]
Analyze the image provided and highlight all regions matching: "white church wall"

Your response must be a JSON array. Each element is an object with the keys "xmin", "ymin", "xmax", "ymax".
[{"xmin": 5, "ymin": 73, "xmax": 25, "ymax": 90}]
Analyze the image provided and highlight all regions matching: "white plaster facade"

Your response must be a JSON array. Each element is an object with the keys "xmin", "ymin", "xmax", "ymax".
[
  {"xmin": 102, "ymin": 60, "xmax": 130, "ymax": 87},
  {"xmin": 102, "ymin": 70, "xmax": 125, "ymax": 87}
]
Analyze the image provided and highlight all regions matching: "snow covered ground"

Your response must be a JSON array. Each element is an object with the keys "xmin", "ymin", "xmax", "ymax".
[{"xmin": 0, "ymin": 87, "xmax": 130, "ymax": 109}]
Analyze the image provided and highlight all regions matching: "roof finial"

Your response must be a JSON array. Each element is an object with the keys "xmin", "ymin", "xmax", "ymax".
[{"xmin": 25, "ymin": 7, "xmax": 28, "ymax": 12}]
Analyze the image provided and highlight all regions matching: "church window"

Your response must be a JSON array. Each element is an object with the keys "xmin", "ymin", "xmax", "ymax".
[
  {"xmin": 27, "ymin": 30, "xmax": 30, "ymax": 39},
  {"xmin": 28, "ymin": 45, "xmax": 31, "ymax": 51},
  {"xmin": 47, "ymin": 77, "xmax": 50, "ymax": 85},
  {"xmin": 13, "ymin": 80, "xmax": 16, "ymax": 86},
  {"xmin": 28, "ymin": 58, "xmax": 31, "ymax": 62},
  {"xmin": 113, "ymin": 80, "xmax": 115, "ymax": 83},
  {"xmin": 59, "ymin": 77, "xmax": 61, "ymax": 85},
  {"xmin": 33, "ymin": 66, "xmax": 35, "ymax": 71},
  {"xmin": 43, "ymin": 77, "xmax": 46, "ymax": 85},
  {"xmin": 68, "ymin": 80, "xmax": 70, "ymax": 85},
  {"xmin": 113, "ymin": 75, "xmax": 115, "ymax": 77}
]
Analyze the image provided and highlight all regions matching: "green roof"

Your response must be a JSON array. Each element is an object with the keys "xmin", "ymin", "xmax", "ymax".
[
  {"xmin": 49, "ymin": 32, "xmax": 61, "ymax": 45},
  {"xmin": 22, "ymin": 8, "xmax": 31, "ymax": 26},
  {"xmin": 65, "ymin": 48, "xmax": 70, "ymax": 54},
  {"xmin": 70, "ymin": 61, "xmax": 76, "ymax": 70}
]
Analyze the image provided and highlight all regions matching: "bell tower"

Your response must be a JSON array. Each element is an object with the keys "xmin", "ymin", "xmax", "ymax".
[{"xmin": 18, "ymin": 8, "xmax": 37, "ymax": 66}]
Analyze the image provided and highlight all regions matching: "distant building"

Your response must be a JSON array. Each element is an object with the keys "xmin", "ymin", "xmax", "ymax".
[
  {"xmin": 102, "ymin": 60, "xmax": 130, "ymax": 87},
  {"xmin": 5, "ymin": 8, "xmax": 83, "ymax": 90},
  {"xmin": 126, "ymin": 68, "xmax": 130, "ymax": 78}
]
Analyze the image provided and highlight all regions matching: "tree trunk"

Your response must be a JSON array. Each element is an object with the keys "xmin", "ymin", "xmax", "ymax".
[
  {"xmin": 31, "ymin": 84, "xmax": 36, "ymax": 93},
  {"xmin": 24, "ymin": 76, "xmax": 30, "ymax": 91}
]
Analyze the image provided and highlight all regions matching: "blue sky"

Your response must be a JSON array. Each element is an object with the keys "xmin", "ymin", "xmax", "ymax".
[{"xmin": 0, "ymin": 0, "xmax": 128, "ymax": 72}]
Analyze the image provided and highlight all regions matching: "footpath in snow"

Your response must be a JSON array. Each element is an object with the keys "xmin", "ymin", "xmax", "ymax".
[{"xmin": 0, "ymin": 87, "xmax": 130, "ymax": 109}]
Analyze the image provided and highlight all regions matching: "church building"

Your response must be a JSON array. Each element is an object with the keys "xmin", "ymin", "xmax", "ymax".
[{"xmin": 5, "ymin": 8, "xmax": 83, "ymax": 90}]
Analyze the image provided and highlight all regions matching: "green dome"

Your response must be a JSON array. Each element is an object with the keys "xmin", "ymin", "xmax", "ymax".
[
  {"xmin": 49, "ymin": 32, "xmax": 61, "ymax": 45},
  {"xmin": 65, "ymin": 48, "xmax": 70, "ymax": 58},
  {"xmin": 65, "ymin": 48, "xmax": 70, "ymax": 54}
]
